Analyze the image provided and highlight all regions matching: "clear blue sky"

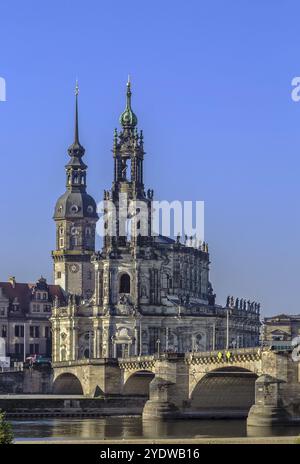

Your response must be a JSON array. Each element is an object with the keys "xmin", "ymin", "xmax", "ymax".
[{"xmin": 0, "ymin": 0, "xmax": 300, "ymax": 316}]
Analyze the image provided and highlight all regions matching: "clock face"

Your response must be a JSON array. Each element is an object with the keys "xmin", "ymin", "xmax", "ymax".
[{"xmin": 69, "ymin": 263, "xmax": 79, "ymax": 273}]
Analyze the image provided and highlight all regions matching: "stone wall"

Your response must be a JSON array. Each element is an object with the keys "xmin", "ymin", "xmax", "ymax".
[
  {"xmin": 0, "ymin": 396, "xmax": 146, "ymax": 417},
  {"xmin": 0, "ymin": 369, "xmax": 52, "ymax": 394}
]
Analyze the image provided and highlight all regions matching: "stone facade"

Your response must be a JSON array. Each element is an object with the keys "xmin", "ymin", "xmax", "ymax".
[
  {"xmin": 51, "ymin": 81, "xmax": 261, "ymax": 363},
  {"xmin": 0, "ymin": 368, "xmax": 52, "ymax": 394}
]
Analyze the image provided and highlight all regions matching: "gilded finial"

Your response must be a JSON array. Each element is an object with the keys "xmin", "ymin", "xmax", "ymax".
[{"xmin": 75, "ymin": 79, "xmax": 79, "ymax": 96}]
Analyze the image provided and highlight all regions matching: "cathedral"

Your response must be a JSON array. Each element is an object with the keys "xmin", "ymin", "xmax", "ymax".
[{"xmin": 51, "ymin": 81, "xmax": 260, "ymax": 362}]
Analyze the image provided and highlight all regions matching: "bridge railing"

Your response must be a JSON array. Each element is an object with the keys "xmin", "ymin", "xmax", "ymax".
[
  {"xmin": 120, "ymin": 348, "xmax": 264, "ymax": 365},
  {"xmin": 187, "ymin": 347, "xmax": 263, "ymax": 358}
]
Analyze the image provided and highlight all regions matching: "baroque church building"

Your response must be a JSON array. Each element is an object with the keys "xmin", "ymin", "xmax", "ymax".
[{"xmin": 51, "ymin": 81, "xmax": 260, "ymax": 362}]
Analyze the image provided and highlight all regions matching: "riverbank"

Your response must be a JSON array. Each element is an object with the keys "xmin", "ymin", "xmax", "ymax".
[
  {"xmin": 14, "ymin": 436, "xmax": 299, "ymax": 444},
  {"xmin": 0, "ymin": 395, "xmax": 146, "ymax": 418}
]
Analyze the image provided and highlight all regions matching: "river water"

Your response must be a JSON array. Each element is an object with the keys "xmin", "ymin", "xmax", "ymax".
[{"xmin": 10, "ymin": 417, "xmax": 300, "ymax": 442}]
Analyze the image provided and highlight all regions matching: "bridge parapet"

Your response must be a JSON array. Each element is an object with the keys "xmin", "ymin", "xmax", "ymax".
[
  {"xmin": 186, "ymin": 347, "xmax": 263, "ymax": 366},
  {"xmin": 119, "ymin": 353, "xmax": 187, "ymax": 372},
  {"xmin": 119, "ymin": 356, "xmax": 156, "ymax": 371},
  {"xmin": 118, "ymin": 349, "xmax": 265, "ymax": 372}
]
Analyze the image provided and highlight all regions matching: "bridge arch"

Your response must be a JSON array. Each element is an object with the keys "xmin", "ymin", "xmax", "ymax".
[
  {"xmin": 190, "ymin": 366, "xmax": 257, "ymax": 413},
  {"xmin": 123, "ymin": 370, "xmax": 155, "ymax": 396},
  {"xmin": 52, "ymin": 373, "xmax": 84, "ymax": 395}
]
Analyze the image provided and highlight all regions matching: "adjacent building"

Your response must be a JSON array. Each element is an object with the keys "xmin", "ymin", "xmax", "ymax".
[
  {"xmin": 0, "ymin": 276, "xmax": 65, "ymax": 362},
  {"xmin": 262, "ymin": 314, "xmax": 300, "ymax": 347}
]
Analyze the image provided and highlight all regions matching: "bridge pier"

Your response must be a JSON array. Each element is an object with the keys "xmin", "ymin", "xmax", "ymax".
[
  {"xmin": 142, "ymin": 377, "xmax": 181, "ymax": 419},
  {"xmin": 142, "ymin": 354, "xmax": 189, "ymax": 420},
  {"xmin": 247, "ymin": 375, "xmax": 291, "ymax": 427}
]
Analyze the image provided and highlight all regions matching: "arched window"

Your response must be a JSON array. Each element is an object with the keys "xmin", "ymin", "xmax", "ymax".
[{"xmin": 119, "ymin": 273, "xmax": 130, "ymax": 294}]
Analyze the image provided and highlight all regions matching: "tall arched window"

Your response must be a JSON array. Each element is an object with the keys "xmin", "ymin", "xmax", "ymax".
[{"xmin": 119, "ymin": 273, "xmax": 130, "ymax": 294}]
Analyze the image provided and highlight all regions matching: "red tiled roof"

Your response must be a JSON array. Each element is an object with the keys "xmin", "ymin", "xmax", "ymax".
[{"xmin": 0, "ymin": 281, "xmax": 65, "ymax": 313}]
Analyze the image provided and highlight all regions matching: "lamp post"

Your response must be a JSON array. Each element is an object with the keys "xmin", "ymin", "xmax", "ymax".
[
  {"xmin": 192, "ymin": 334, "xmax": 196, "ymax": 354},
  {"xmin": 139, "ymin": 319, "xmax": 142, "ymax": 356},
  {"xmin": 23, "ymin": 323, "xmax": 26, "ymax": 363},
  {"xmin": 156, "ymin": 339, "xmax": 161, "ymax": 357},
  {"xmin": 166, "ymin": 327, "xmax": 169, "ymax": 352},
  {"xmin": 88, "ymin": 331, "xmax": 92, "ymax": 359},
  {"xmin": 226, "ymin": 309, "xmax": 230, "ymax": 350},
  {"xmin": 212, "ymin": 323, "xmax": 216, "ymax": 351}
]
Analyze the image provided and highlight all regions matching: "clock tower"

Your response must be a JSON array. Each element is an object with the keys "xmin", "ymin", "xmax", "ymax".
[{"xmin": 52, "ymin": 84, "xmax": 98, "ymax": 298}]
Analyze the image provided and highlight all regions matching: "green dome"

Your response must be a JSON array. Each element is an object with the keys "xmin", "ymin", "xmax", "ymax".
[
  {"xmin": 120, "ymin": 107, "xmax": 138, "ymax": 127},
  {"xmin": 119, "ymin": 81, "xmax": 138, "ymax": 128}
]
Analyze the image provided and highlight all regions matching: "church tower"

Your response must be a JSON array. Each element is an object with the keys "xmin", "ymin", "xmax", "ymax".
[
  {"xmin": 103, "ymin": 77, "xmax": 152, "ymax": 251},
  {"xmin": 52, "ymin": 84, "xmax": 98, "ymax": 298}
]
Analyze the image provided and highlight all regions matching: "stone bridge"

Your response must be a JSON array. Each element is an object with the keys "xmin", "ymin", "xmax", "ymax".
[{"xmin": 52, "ymin": 347, "xmax": 300, "ymax": 425}]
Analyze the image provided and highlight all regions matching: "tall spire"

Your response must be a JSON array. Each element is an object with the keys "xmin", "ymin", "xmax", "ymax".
[
  {"xmin": 126, "ymin": 75, "xmax": 132, "ymax": 110},
  {"xmin": 120, "ymin": 76, "xmax": 138, "ymax": 129},
  {"xmin": 74, "ymin": 79, "xmax": 80, "ymax": 144},
  {"xmin": 68, "ymin": 80, "xmax": 85, "ymax": 158}
]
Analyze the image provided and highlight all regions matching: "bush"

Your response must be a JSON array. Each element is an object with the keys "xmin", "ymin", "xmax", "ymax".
[{"xmin": 0, "ymin": 410, "xmax": 13, "ymax": 444}]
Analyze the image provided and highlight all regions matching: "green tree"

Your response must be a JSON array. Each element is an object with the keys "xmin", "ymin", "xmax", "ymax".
[{"xmin": 0, "ymin": 410, "xmax": 13, "ymax": 444}]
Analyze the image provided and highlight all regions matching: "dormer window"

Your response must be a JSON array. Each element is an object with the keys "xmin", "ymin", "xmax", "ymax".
[
  {"xmin": 87, "ymin": 205, "xmax": 94, "ymax": 213},
  {"xmin": 32, "ymin": 304, "xmax": 40, "ymax": 313}
]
